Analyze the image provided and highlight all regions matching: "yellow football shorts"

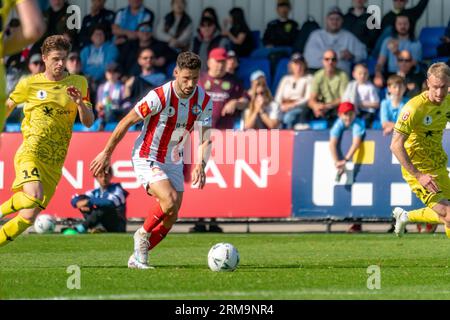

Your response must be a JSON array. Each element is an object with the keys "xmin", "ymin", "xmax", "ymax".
[
  {"xmin": 402, "ymin": 167, "xmax": 450, "ymax": 209},
  {"xmin": 12, "ymin": 154, "xmax": 62, "ymax": 209}
]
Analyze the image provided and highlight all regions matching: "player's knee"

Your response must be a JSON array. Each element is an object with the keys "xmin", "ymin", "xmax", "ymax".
[
  {"xmin": 17, "ymin": 191, "xmax": 44, "ymax": 210},
  {"xmin": 159, "ymin": 191, "xmax": 179, "ymax": 214}
]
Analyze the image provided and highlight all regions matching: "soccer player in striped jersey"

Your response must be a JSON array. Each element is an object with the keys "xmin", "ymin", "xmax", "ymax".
[
  {"xmin": 90, "ymin": 51, "xmax": 213, "ymax": 269},
  {"xmin": 0, "ymin": 0, "xmax": 45, "ymax": 132}
]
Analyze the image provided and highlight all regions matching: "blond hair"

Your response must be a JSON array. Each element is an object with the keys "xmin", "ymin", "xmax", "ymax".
[{"xmin": 427, "ymin": 62, "xmax": 450, "ymax": 81}]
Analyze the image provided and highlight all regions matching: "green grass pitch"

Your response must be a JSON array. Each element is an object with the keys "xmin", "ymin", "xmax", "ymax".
[{"xmin": 1, "ymin": 233, "xmax": 450, "ymax": 299}]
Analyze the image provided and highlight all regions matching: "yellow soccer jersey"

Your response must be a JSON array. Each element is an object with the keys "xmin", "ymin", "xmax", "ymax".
[
  {"xmin": 394, "ymin": 91, "xmax": 450, "ymax": 173},
  {"xmin": 9, "ymin": 73, "xmax": 92, "ymax": 166}
]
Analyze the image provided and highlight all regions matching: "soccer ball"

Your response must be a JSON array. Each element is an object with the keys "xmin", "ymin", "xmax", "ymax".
[
  {"xmin": 34, "ymin": 214, "xmax": 56, "ymax": 234},
  {"xmin": 207, "ymin": 242, "xmax": 240, "ymax": 272}
]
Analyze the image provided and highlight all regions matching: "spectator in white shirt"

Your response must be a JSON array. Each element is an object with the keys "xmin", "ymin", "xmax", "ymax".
[
  {"xmin": 274, "ymin": 53, "xmax": 313, "ymax": 130},
  {"xmin": 342, "ymin": 63, "xmax": 380, "ymax": 127},
  {"xmin": 304, "ymin": 6, "xmax": 367, "ymax": 76}
]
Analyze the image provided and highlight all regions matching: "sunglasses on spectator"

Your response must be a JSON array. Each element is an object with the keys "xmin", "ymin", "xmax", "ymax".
[
  {"xmin": 398, "ymin": 58, "xmax": 412, "ymax": 63},
  {"xmin": 32, "ymin": 61, "xmax": 43, "ymax": 65},
  {"xmin": 323, "ymin": 57, "xmax": 337, "ymax": 62}
]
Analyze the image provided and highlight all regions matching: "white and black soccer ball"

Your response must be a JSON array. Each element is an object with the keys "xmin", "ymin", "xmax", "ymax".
[
  {"xmin": 34, "ymin": 214, "xmax": 56, "ymax": 234},
  {"xmin": 207, "ymin": 242, "xmax": 240, "ymax": 272}
]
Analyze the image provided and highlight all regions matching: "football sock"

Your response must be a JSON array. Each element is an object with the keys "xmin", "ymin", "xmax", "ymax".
[
  {"xmin": 0, "ymin": 215, "xmax": 33, "ymax": 247},
  {"xmin": 143, "ymin": 204, "xmax": 165, "ymax": 233},
  {"xmin": 445, "ymin": 226, "xmax": 450, "ymax": 239},
  {"xmin": 407, "ymin": 207, "xmax": 442, "ymax": 224},
  {"xmin": 0, "ymin": 192, "xmax": 44, "ymax": 218},
  {"xmin": 148, "ymin": 223, "xmax": 171, "ymax": 250}
]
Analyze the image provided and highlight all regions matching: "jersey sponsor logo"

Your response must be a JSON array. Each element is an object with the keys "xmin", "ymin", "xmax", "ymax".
[
  {"xmin": 43, "ymin": 106, "xmax": 53, "ymax": 116},
  {"xmin": 423, "ymin": 115, "xmax": 432, "ymax": 126},
  {"xmin": 192, "ymin": 104, "xmax": 202, "ymax": 115},
  {"xmin": 167, "ymin": 106, "xmax": 176, "ymax": 117},
  {"xmin": 37, "ymin": 90, "xmax": 47, "ymax": 100},
  {"xmin": 221, "ymin": 81, "xmax": 231, "ymax": 91},
  {"xmin": 402, "ymin": 111, "xmax": 410, "ymax": 121}
]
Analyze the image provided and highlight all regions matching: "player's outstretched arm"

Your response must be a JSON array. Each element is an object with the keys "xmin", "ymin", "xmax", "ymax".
[
  {"xmin": 90, "ymin": 109, "xmax": 142, "ymax": 176},
  {"xmin": 5, "ymin": 99, "xmax": 17, "ymax": 120},
  {"xmin": 3, "ymin": 0, "xmax": 46, "ymax": 56}
]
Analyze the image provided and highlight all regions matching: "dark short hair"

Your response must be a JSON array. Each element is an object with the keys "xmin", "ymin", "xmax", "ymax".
[{"xmin": 176, "ymin": 51, "xmax": 201, "ymax": 70}]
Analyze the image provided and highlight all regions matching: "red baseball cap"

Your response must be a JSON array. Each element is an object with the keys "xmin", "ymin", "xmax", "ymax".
[
  {"xmin": 209, "ymin": 48, "xmax": 228, "ymax": 61},
  {"xmin": 338, "ymin": 102, "xmax": 355, "ymax": 114}
]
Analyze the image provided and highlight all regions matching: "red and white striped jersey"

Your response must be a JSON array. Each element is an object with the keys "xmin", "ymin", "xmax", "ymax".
[{"xmin": 132, "ymin": 80, "xmax": 213, "ymax": 164}]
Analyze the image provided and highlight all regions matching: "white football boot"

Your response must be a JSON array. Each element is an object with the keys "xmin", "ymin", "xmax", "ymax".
[
  {"xmin": 392, "ymin": 207, "xmax": 409, "ymax": 237},
  {"xmin": 128, "ymin": 254, "xmax": 154, "ymax": 269},
  {"xmin": 128, "ymin": 227, "xmax": 153, "ymax": 269}
]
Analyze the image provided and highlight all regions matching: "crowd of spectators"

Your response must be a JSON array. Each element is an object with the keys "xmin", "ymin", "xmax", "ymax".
[{"xmin": 3, "ymin": 0, "xmax": 449, "ymax": 135}]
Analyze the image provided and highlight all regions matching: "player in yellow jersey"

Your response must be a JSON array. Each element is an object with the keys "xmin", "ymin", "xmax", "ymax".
[
  {"xmin": 391, "ymin": 62, "xmax": 450, "ymax": 237},
  {"xmin": 0, "ymin": 0, "xmax": 45, "ymax": 132},
  {"xmin": 0, "ymin": 35, "xmax": 94, "ymax": 247}
]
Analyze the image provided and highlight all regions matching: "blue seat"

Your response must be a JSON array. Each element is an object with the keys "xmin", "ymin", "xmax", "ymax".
[
  {"xmin": 309, "ymin": 120, "xmax": 328, "ymax": 130},
  {"xmin": 366, "ymin": 56, "xmax": 378, "ymax": 77},
  {"xmin": 236, "ymin": 58, "xmax": 271, "ymax": 89},
  {"xmin": 251, "ymin": 30, "xmax": 262, "ymax": 50},
  {"xmin": 249, "ymin": 46, "xmax": 292, "ymax": 59},
  {"xmin": 104, "ymin": 122, "xmax": 118, "ymax": 131},
  {"xmin": 166, "ymin": 61, "xmax": 176, "ymax": 78},
  {"xmin": 372, "ymin": 120, "xmax": 382, "ymax": 130},
  {"xmin": 419, "ymin": 27, "xmax": 446, "ymax": 59},
  {"xmin": 271, "ymin": 57, "xmax": 289, "ymax": 94},
  {"xmin": 73, "ymin": 118, "xmax": 102, "ymax": 132},
  {"xmin": 5, "ymin": 123, "xmax": 21, "ymax": 132},
  {"xmin": 431, "ymin": 56, "xmax": 449, "ymax": 64}
]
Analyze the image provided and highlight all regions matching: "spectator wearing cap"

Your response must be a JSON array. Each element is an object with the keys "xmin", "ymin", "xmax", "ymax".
[
  {"xmin": 396, "ymin": 50, "xmax": 425, "ymax": 99},
  {"xmin": 374, "ymin": 15, "xmax": 422, "ymax": 88},
  {"xmin": 309, "ymin": 50, "xmax": 349, "ymax": 126},
  {"xmin": 199, "ymin": 47, "xmax": 247, "ymax": 129},
  {"xmin": 112, "ymin": 0, "xmax": 154, "ymax": 46},
  {"xmin": 96, "ymin": 63, "xmax": 127, "ymax": 128},
  {"xmin": 79, "ymin": 0, "xmax": 116, "ymax": 49},
  {"xmin": 225, "ymin": 50, "xmax": 239, "ymax": 77},
  {"xmin": 80, "ymin": 24, "xmax": 119, "ymax": 83},
  {"xmin": 342, "ymin": 63, "xmax": 380, "ymax": 128},
  {"xmin": 222, "ymin": 7, "xmax": 254, "ymax": 57},
  {"xmin": 192, "ymin": 16, "xmax": 230, "ymax": 70},
  {"xmin": 274, "ymin": 53, "xmax": 313, "ymax": 130},
  {"xmin": 262, "ymin": 0, "xmax": 299, "ymax": 48},
  {"xmin": 343, "ymin": 0, "xmax": 380, "ymax": 54},
  {"xmin": 118, "ymin": 21, "xmax": 178, "ymax": 75},
  {"xmin": 66, "ymin": 51, "xmax": 83, "ymax": 75},
  {"xmin": 123, "ymin": 47, "xmax": 167, "ymax": 106},
  {"xmin": 329, "ymin": 101, "xmax": 365, "ymax": 180},
  {"xmin": 304, "ymin": 6, "xmax": 367, "ymax": 76},
  {"xmin": 330, "ymin": 101, "xmax": 365, "ymax": 234},
  {"xmin": 155, "ymin": 0, "xmax": 193, "ymax": 52},
  {"xmin": 244, "ymin": 70, "xmax": 281, "ymax": 129}
]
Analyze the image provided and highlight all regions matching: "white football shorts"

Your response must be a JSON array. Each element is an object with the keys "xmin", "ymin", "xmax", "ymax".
[{"xmin": 132, "ymin": 158, "xmax": 185, "ymax": 192}]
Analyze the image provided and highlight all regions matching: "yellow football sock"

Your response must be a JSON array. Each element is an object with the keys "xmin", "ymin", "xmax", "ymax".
[
  {"xmin": 445, "ymin": 226, "xmax": 450, "ymax": 239},
  {"xmin": 407, "ymin": 207, "xmax": 442, "ymax": 224},
  {"xmin": 0, "ymin": 215, "xmax": 33, "ymax": 247},
  {"xmin": 0, "ymin": 192, "xmax": 44, "ymax": 218}
]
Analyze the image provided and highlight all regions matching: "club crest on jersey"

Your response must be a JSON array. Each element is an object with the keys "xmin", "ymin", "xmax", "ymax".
[
  {"xmin": 221, "ymin": 81, "xmax": 231, "ymax": 91},
  {"xmin": 192, "ymin": 104, "xmax": 202, "ymax": 115},
  {"xmin": 401, "ymin": 111, "xmax": 410, "ymax": 121},
  {"xmin": 37, "ymin": 90, "xmax": 47, "ymax": 100},
  {"xmin": 167, "ymin": 106, "xmax": 176, "ymax": 117},
  {"xmin": 423, "ymin": 115, "xmax": 432, "ymax": 126}
]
